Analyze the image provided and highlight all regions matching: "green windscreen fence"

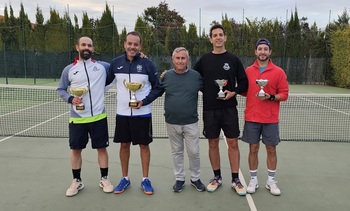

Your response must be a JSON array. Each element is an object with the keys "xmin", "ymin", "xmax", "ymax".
[{"xmin": 1, "ymin": 84, "xmax": 349, "ymax": 142}]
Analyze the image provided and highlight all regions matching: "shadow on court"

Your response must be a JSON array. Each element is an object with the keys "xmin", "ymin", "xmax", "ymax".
[{"xmin": 0, "ymin": 137, "xmax": 349, "ymax": 211}]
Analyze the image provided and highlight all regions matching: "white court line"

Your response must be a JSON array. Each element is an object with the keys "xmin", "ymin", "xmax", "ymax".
[
  {"xmin": 0, "ymin": 99, "xmax": 61, "ymax": 118},
  {"xmin": 298, "ymin": 96, "xmax": 350, "ymax": 116},
  {"xmin": 0, "ymin": 111, "xmax": 69, "ymax": 143},
  {"xmin": 224, "ymin": 137, "xmax": 257, "ymax": 211}
]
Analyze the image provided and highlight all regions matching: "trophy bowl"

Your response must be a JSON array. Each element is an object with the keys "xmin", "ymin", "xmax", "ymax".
[
  {"xmin": 70, "ymin": 88, "xmax": 87, "ymax": 97},
  {"xmin": 70, "ymin": 87, "xmax": 89, "ymax": 110},
  {"xmin": 256, "ymin": 79, "xmax": 269, "ymax": 97},
  {"xmin": 123, "ymin": 80, "xmax": 145, "ymax": 107}
]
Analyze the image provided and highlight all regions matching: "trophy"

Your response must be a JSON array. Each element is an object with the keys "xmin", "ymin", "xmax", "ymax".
[
  {"xmin": 123, "ymin": 79, "xmax": 145, "ymax": 107},
  {"xmin": 69, "ymin": 86, "xmax": 89, "ymax": 110},
  {"xmin": 256, "ymin": 79, "xmax": 269, "ymax": 97},
  {"xmin": 215, "ymin": 79, "xmax": 228, "ymax": 99}
]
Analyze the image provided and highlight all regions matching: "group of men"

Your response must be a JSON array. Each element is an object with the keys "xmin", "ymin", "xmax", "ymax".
[{"xmin": 57, "ymin": 23, "xmax": 289, "ymax": 197}]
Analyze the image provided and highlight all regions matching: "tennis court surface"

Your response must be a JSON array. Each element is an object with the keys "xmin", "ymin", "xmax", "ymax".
[
  {"xmin": 1, "ymin": 84, "xmax": 350, "ymax": 211},
  {"xmin": 1, "ymin": 136, "xmax": 350, "ymax": 211}
]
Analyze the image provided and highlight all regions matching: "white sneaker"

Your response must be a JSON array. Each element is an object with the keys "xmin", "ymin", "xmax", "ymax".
[
  {"xmin": 99, "ymin": 177, "xmax": 114, "ymax": 193},
  {"xmin": 247, "ymin": 179, "xmax": 259, "ymax": 194},
  {"xmin": 66, "ymin": 179, "xmax": 84, "ymax": 197},
  {"xmin": 266, "ymin": 180, "xmax": 281, "ymax": 196}
]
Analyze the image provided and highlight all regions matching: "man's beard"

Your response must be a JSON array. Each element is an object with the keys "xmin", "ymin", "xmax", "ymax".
[
  {"xmin": 80, "ymin": 49, "xmax": 92, "ymax": 60},
  {"xmin": 258, "ymin": 55, "xmax": 269, "ymax": 62}
]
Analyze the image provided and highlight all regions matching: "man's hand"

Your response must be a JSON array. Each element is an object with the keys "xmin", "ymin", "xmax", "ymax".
[{"xmin": 160, "ymin": 70, "xmax": 167, "ymax": 79}]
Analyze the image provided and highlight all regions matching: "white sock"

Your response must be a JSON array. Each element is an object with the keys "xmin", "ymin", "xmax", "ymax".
[
  {"xmin": 267, "ymin": 169, "xmax": 276, "ymax": 182},
  {"xmin": 250, "ymin": 169, "xmax": 258, "ymax": 182}
]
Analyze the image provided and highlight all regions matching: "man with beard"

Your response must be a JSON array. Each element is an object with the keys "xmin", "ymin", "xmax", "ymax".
[
  {"xmin": 241, "ymin": 38, "xmax": 289, "ymax": 196},
  {"xmin": 57, "ymin": 36, "xmax": 114, "ymax": 196}
]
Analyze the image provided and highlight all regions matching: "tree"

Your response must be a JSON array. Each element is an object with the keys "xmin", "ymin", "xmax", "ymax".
[
  {"xmin": 81, "ymin": 12, "xmax": 94, "ymax": 39},
  {"xmin": 18, "ymin": 3, "xmax": 33, "ymax": 51},
  {"xmin": 134, "ymin": 16, "xmax": 153, "ymax": 55},
  {"xmin": 334, "ymin": 8, "xmax": 350, "ymax": 29},
  {"xmin": 330, "ymin": 26, "xmax": 350, "ymax": 87},
  {"xmin": 164, "ymin": 25, "xmax": 180, "ymax": 55},
  {"xmin": 45, "ymin": 8, "xmax": 69, "ymax": 52},
  {"xmin": 221, "ymin": 14, "xmax": 234, "ymax": 52},
  {"xmin": 95, "ymin": 3, "xmax": 118, "ymax": 54},
  {"xmin": 1, "ymin": 5, "xmax": 20, "ymax": 51},
  {"xmin": 32, "ymin": 5, "xmax": 46, "ymax": 52},
  {"xmin": 142, "ymin": 1, "xmax": 185, "ymax": 45},
  {"xmin": 187, "ymin": 23, "xmax": 198, "ymax": 57}
]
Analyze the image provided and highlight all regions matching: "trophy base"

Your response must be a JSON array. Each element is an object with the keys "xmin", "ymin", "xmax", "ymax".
[
  {"xmin": 129, "ymin": 102, "xmax": 138, "ymax": 107},
  {"xmin": 76, "ymin": 105, "xmax": 85, "ymax": 110},
  {"xmin": 217, "ymin": 93, "xmax": 226, "ymax": 99},
  {"xmin": 257, "ymin": 93, "xmax": 266, "ymax": 97}
]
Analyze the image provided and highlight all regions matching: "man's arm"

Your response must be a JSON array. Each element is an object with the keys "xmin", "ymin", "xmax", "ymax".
[{"xmin": 142, "ymin": 61, "xmax": 162, "ymax": 106}]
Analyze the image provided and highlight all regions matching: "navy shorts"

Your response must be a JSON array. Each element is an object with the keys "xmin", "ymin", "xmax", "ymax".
[
  {"xmin": 202, "ymin": 107, "xmax": 240, "ymax": 139},
  {"xmin": 113, "ymin": 116, "xmax": 153, "ymax": 146},
  {"xmin": 69, "ymin": 118, "xmax": 109, "ymax": 149},
  {"xmin": 241, "ymin": 122, "xmax": 280, "ymax": 146}
]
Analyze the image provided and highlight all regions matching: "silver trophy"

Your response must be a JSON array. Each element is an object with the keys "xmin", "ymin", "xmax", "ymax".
[
  {"xmin": 215, "ymin": 79, "xmax": 228, "ymax": 99},
  {"xmin": 256, "ymin": 79, "xmax": 269, "ymax": 97}
]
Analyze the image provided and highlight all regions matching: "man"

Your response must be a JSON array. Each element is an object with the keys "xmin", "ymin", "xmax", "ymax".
[
  {"xmin": 193, "ymin": 24, "xmax": 248, "ymax": 195},
  {"xmin": 242, "ymin": 38, "xmax": 289, "ymax": 196},
  {"xmin": 57, "ymin": 36, "xmax": 113, "ymax": 197},
  {"xmin": 106, "ymin": 31, "xmax": 162, "ymax": 195},
  {"xmin": 160, "ymin": 47, "xmax": 205, "ymax": 193}
]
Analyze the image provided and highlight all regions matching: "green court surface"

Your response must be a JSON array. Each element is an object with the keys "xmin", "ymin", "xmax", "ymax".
[
  {"xmin": 0, "ymin": 136, "xmax": 349, "ymax": 211},
  {"xmin": 0, "ymin": 82, "xmax": 349, "ymax": 210}
]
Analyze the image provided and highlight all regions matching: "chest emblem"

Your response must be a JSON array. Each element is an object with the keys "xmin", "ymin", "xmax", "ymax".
[
  {"xmin": 223, "ymin": 63, "xmax": 230, "ymax": 71},
  {"xmin": 137, "ymin": 65, "xmax": 142, "ymax": 72}
]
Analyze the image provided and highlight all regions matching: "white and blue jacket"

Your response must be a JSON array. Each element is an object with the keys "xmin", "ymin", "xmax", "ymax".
[
  {"xmin": 106, "ymin": 52, "xmax": 161, "ymax": 117},
  {"xmin": 57, "ymin": 58, "xmax": 110, "ymax": 123}
]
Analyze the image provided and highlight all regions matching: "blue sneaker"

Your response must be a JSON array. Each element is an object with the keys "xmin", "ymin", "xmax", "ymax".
[
  {"xmin": 113, "ymin": 177, "xmax": 131, "ymax": 194},
  {"xmin": 141, "ymin": 178, "xmax": 154, "ymax": 195}
]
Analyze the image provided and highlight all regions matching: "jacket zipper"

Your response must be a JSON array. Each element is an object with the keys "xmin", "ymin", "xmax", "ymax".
[{"xmin": 83, "ymin": 61, "xmax": 93, "ymax": 116}]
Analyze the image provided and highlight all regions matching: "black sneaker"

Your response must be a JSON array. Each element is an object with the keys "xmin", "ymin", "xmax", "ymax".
[
  {"xmin": 191, "ymin": 179, "xmax": 206, "ymax": 192},
  {"xmin": 173, "ymin": 180, "xmax": 185, "ymax": 192}
]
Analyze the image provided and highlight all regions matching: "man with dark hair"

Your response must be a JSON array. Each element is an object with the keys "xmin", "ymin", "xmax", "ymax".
[
  {"xmin": 106, "ymin": 31, "xmax": 162, "ymax": 195},
  {"xmin": 57, "ymin": 36, "xmax": 113, "ymax": 197},
  {"xmin": 193, "ymin": 24, "xmax": 248, "ymax": 195},
  {"xmin": 242, "ymin": 38, "xmax": 289, "ymax": 196}
]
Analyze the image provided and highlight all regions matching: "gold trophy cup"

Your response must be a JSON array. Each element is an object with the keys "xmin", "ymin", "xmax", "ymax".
[
  {"xmin": 69, "ymin": 87, "xmax": 89, "ymax": 110},
  {"xmin": 123, "ymin": 79, "xmax": 145, "ymax": 107}
]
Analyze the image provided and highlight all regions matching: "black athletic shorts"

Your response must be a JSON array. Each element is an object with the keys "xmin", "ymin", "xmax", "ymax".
[
  {"xmin": 69, "ymin": 118, "xmax": 109, "ymax": 149},
  {"xmin": 202, "ymin": 107, "xmax": 240, "ymax": 139},
  {"xmin": 113, "ymin": 115, "xmax": 153, "ymax": 145}
]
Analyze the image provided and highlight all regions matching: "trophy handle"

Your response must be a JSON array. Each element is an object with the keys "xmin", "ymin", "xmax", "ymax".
[
  {"xmin": 141, "ymin": 81, "xmax": 146, "ymax": 89},
  {"xmin": 123, "ymin": 79, "xmax": 127, "ymax": 88}
]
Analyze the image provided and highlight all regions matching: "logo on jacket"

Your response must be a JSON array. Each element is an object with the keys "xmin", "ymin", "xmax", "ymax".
[
  {"xmin": 137, "ymin": 65, "xmax": 142, "ymax": 72},
  {"xmin": 117, "ymin": 66, "xmax": 123, "ymax": 70},
  {"xmin": 223, "ymin": 63, "xmax": 230, "ymax": 71},
  {"xmin": 73, "ymin": 71, "xmax": 79, "ymax": 75},
  {"xmin": 93, "ymin": 66, "xmax": 99, "ymax": 71}
]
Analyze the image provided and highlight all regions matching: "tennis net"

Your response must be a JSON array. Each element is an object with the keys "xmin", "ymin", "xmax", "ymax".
[{"xmin": 1, "ymin": 84, "xmax": 349, "ymax": 142}]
